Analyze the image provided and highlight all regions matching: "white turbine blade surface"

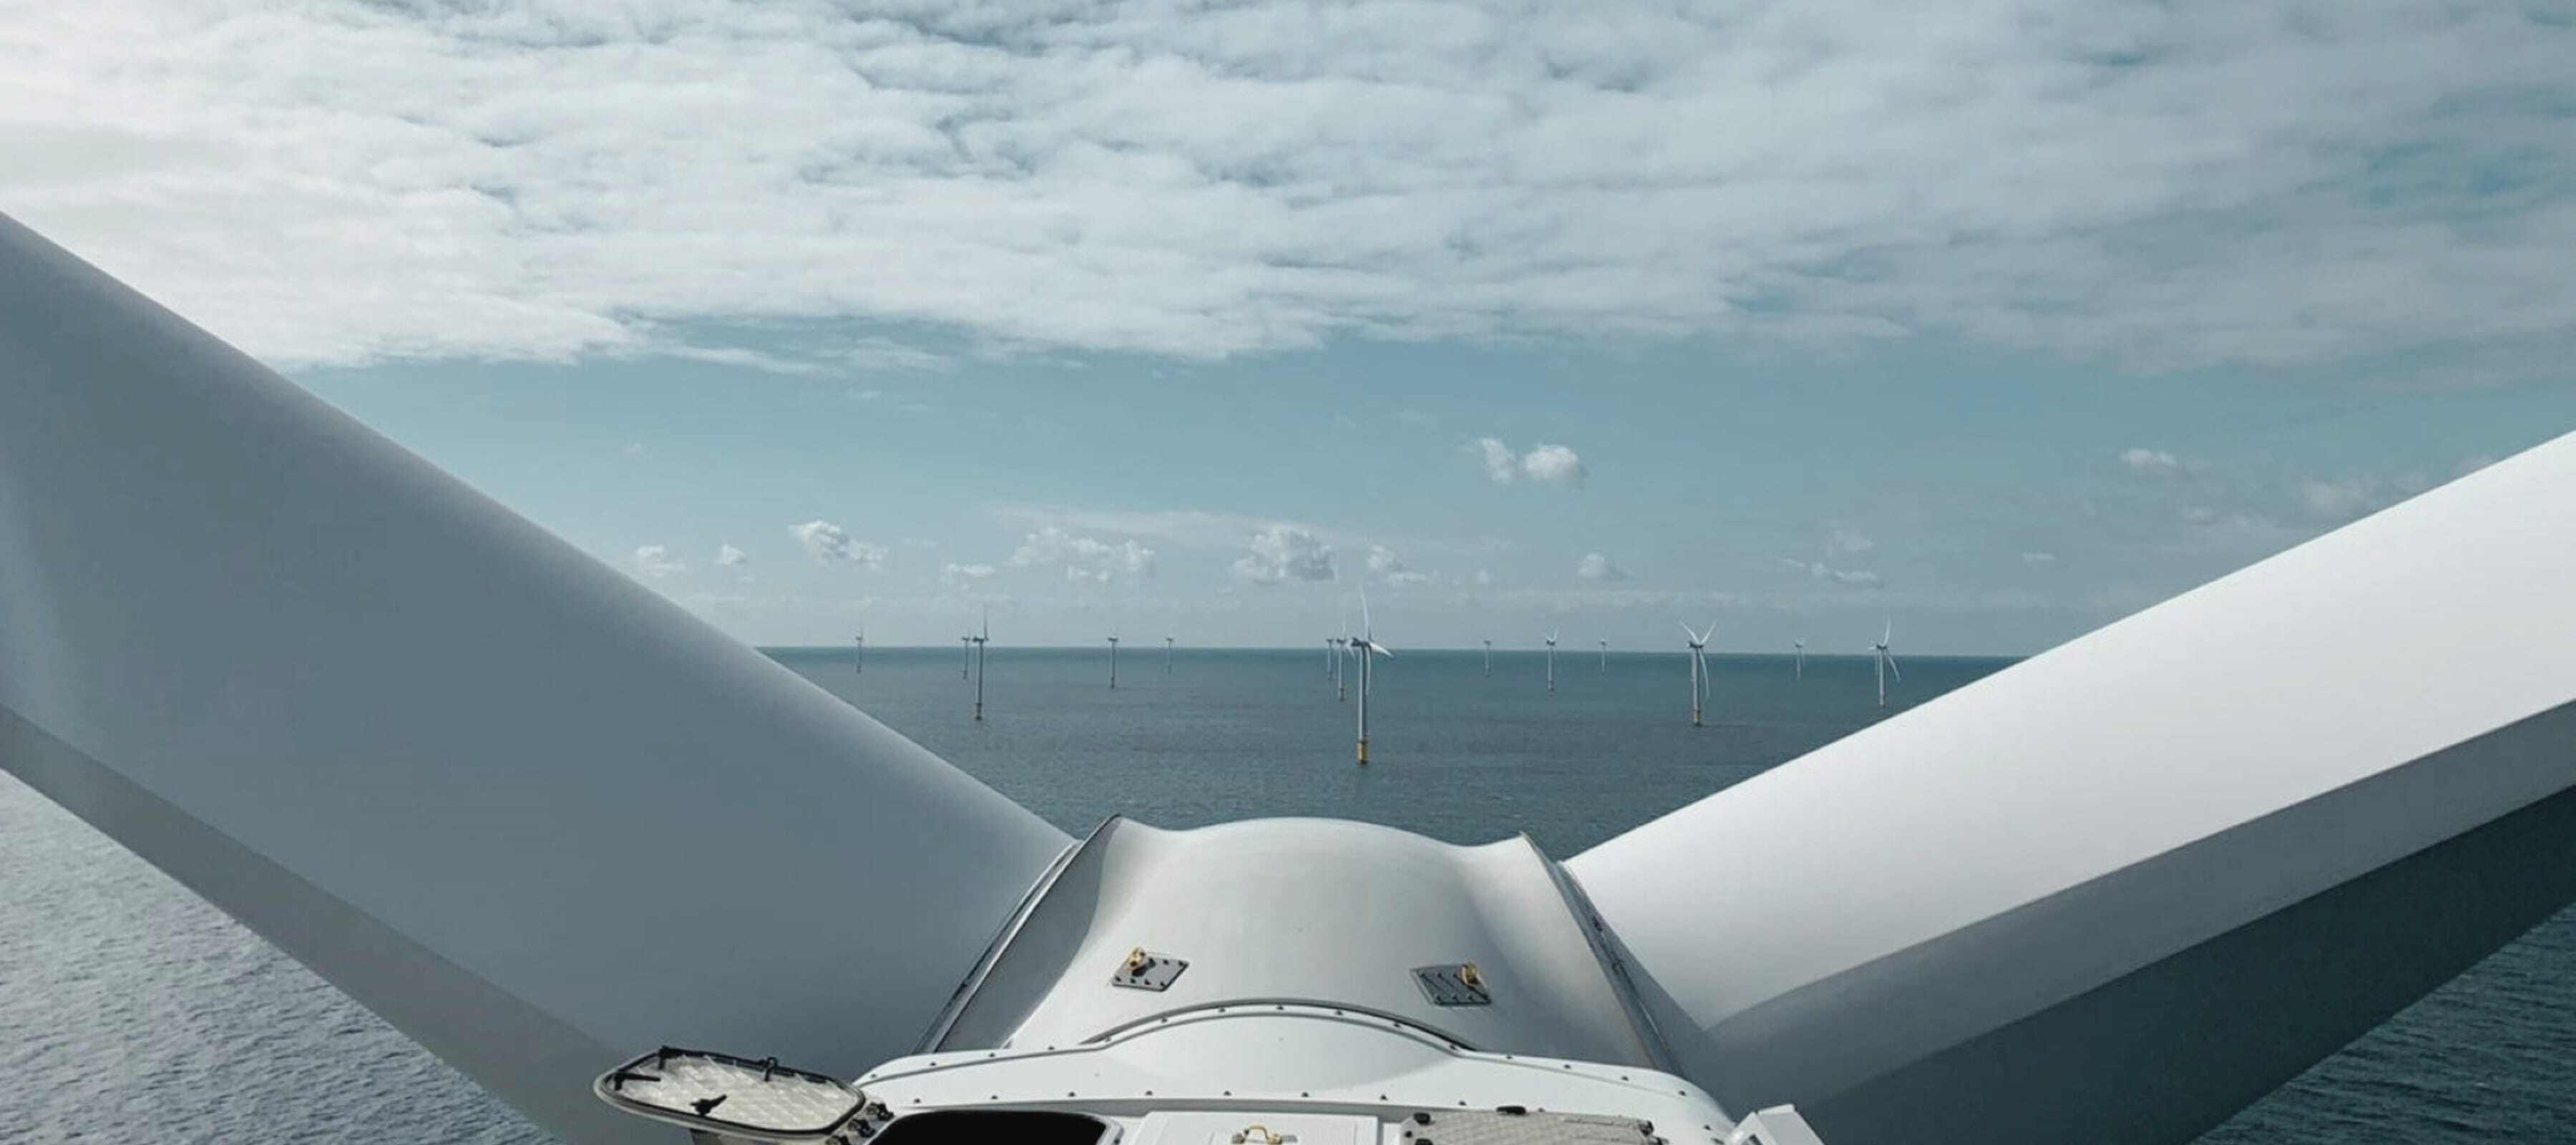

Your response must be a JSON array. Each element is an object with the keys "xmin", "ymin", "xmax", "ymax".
[
  {"xmin": 1883, "ymin": 653, "xmax": 1901, "ymax": 682},
  {"xmin": 0, "ymin": 216, "xmax": 1072, "ymax": 1144},
  {"xmin": 1569, "ymin": 432, "xmax": 2576, "ymax": 1145}
]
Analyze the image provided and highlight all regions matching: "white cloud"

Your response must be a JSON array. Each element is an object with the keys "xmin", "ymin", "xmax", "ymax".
[
  {"xmin": 1009, "ymin": 525, "xmax": 1156, "ymax": 582},
  {"xmin": 621, "ymin": 442, "xmax": 648, "ymax": 459},
  {"xmin": 1473, "ymin": 569, "xmax": 1493, "ymax": 586},
  {"xmin": 1367, "ymin": 546, "xmax": 1436, "ymax": 586},
  {"xmin": 1232, "ymin": 525, "xmax": 1337, "ymax": 585},
  {"xmin": 2020, "ymin": 550, "xmax": 2058, "ymax": 564},
  {"xmin": 843, "ymin": 336, "xmax": 950, "ymax": 373},
  {"xmin": 942, "ymin": 562, "xmax": 997, "ymax": 588},
  {"xmin": 1576, "ymin": 552, "xmax": 1628, "ymax": 582},
  {"xmin": 2119, "ymin": 448, "xmax": 2187, "ymax": 477},
  {"xmin": 631, "ymin": 545, "xmax": 685, "ymax": 579},
  {"xmin": 2296, "ymin": 477, "xmax": 2379, "ymax": 520},
  {"xmin": 10, "ymin": 3, "xmax": 2573, "ymax": 382},
  {"xmin": 1475, "ymin": 438, "xmax": 1587, "ymax": 485},
  {"xmin": 714, "ymin": 542, "xmax": 748, "ymax": 567},
  {"xmin": 1520, "ymin": 444, "xmax": 1586, "ymax": 485},
  {"xmin": 1782, "ymin": 557, "xmax": 1883, "ymax": 588},
  {"xmin": 1827, "ymin": 529, "xmax": 1875, "ymax": 556},
  {"xmin": 790, "ymin": 520, "xmax": 887, "ymax": 568}
]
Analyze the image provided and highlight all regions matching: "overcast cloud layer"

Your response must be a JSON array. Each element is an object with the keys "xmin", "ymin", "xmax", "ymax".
[{"xmin": 6, "ymin": 1, "xmax": 2573, "ymax": 379}]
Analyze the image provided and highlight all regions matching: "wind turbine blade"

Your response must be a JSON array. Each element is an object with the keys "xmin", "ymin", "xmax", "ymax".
[
  {"xmin": 1884, "ymin": 653, "xmax": 1901, "ymax": 682},
  {"xmin": 0, "ymin": 217, "xmax": 1070, "ymax": 1144},
  {"xmin": 1372, "ymin": 643, "xmax": 1397, "ymax": 658},
  {"xmin": 1360, "ymin": 588, "xmax": 1373, "ymax": 638},
  {"xmin": 1679, "ymin": 622, "xmax": 1699, "ymax": 642},
  {"xmin": 1569, "ymin": 433, "xmax": 2576, "ymax": 1145}
]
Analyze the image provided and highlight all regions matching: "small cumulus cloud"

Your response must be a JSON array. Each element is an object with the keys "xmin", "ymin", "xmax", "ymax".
[
  {"xmin": 843, "ymin": 336, "xmax": 950, "ymax": 373},
  {"xmin": 2020, "ymin": 550, "xmax": 2058, "ymax": 564},
  {"xmin": 2119, "ymin": 447, "xmax": 2188, "ymax": 477},
  {"xmin": 714, "ymin": 542, "xmax": 748, "ymax": 567},
  {"xmin": 632, "ymin": 545, "xmax": 685, "ymax": 579},
  {"xmin": 1010, "ymin": 526, "xmax": 1156, "ymax": 583},
  {"xmin": 942, "ymin": 562, "xmax": 997, "ymax": 588},
  {"xmin": 791, "ymin": 520, "xmax": 888, "ymax": 568},
  {"xmin": 1474, "ymin": 569, "xmax": 1494, "ymax": 586},
  {"xmin": 1781, "ymin": 557, "xmax": 1883, "ymax": 588},
  {"xmin": 1475, "ymin": 438, "xmax": 1588, "ymax": 486},
  {"xmin": 2296, "ymin": 477, "xmax": 2379, "ymax": 521},
  {"xmin": 1576, "ymin": 552, "xmax": 1629, "ymax": 581},
  {"xmin": 1827, "ymin": 529, "xmax": 1875, "ymax": 556},
  {"xmin": 1233, "ymin": 525, "xmax": 1337, "ymax": 585},
  {"xmin": 1521, "ymin": 444, "xmax": 1586, "ymax": 484},
  {"xmin": 1369, "ymin": 545, "xmax": 1437, "ymax": 587}
]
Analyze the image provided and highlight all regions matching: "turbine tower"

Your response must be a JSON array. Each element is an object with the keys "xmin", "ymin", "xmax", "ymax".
[
  {"xmin": 1599, "ymin": 638, "xmax": 1609, "ymax": 673},
  {"xmin": 1349, "ymin": 593, "xmax": 1394, "ymax": 764},
  {"xmin": 1107, "ymin": 634, "xmax": 1121, "ymax": 689},
  {"xmin": 971, "ymin": 610, "xmax": 990, "ymax": 721},
  {"xmin": 1331, "ymin": 628, "xmax": 1349, "ymax": 703},
  {"xmin": 1543, "ymin": 628, "xmax": 1560, "ymax": 693},
  {"xmin": 1793, "ymin": 638, "xmax": 1805, "ymax": 681},
  {"xmin": 1481, "ymin": 638, "xmax": 1491, "ymax": 677},
  {"xmin": 1873, "ymin": 620, "xmax": 1901, "ymax": 708},
  {"xmin": 960, "ymin": 635, "xmax": 971, "ymax": 680},
  {"xmin": 1681, "ymin": 622, "xmax": 1714, "ymax": 727},
  {"xmin": 1164, "ymin": 635, "xmax": 1174, "ymax": 674},
  {"xmin": 854, "ymin": 626, "xmax": 864, "ymax": 675}
]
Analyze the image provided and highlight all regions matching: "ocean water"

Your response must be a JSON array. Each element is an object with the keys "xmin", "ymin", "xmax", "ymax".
[{"xmin": 4, "ymin": 647, "xmax": 2572, "ymax": 1142}]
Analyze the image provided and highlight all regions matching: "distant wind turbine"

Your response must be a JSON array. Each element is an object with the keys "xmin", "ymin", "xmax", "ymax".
[
  {"xmin": 1543, "ymin": 629, "xmax": 1560, "ymax": 694},
  {"xmin": 1164, "ymin": 635, "xmax": 1174, "ymax": 674},
  {"xmin": 1350, "ymin": 593, "xmax": 1393, "ymax": 764},
  {"xmin": 1324, "ymin": 638, "xmax": 1335, "ymax": 678},
  {"xmin": 854, "ymin": 625, "xmax": 864, "ymax": 676},
  {"xmin": 959, "ymin": 635, "xmax": 971, "ymax": 681},
  {"xmin": 1481, "ymin": 638, "xmax": 1491, "ymax": 677},
  {"xmin": 1599, "ymin": 638, "xmax": 1609, "ymax": 673},
  {"xmin": 1682, "ymin": 622, "xmax": 1714, "ymax": 727},
  {"xmin": 971, "ymin": 610, "xmax": 990, "ymax": 721},
  {"xmin": 1872, "ymin": 621, "xmax": 1901, "ymax": 708},
  {"xmin": 1108, "ymin": 634, "xmax": 1121, "ymax": 690},
  {"xmin": 1331, "ymin": 627, "xmax": 1349, "ymax": 703},
  {"xmin": 1793, "ymin": 639, "xmax": 1805, "ymax": 681}
]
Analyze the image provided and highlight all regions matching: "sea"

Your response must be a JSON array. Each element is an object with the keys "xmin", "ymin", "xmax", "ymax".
[{"xmin": 4, "ymin": 647, "xmax": 2572, "ymax": 1143}]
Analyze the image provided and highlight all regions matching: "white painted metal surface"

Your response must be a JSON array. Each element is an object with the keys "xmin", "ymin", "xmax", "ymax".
[
  {"xmin": 932, "ymin": 818, "xmax": 1662, "ymax": 1069},
  {"xmin": 1571, "ymin": 432, "xmax": 2576, "ymax": 1144},
  {"xmin": 867, "ymin": 1003, "xmax": 1729, "ymax": 1143},
  {"xmin": 0, "ymin": 213, "xmax": 1070, "ymax": 1144}
]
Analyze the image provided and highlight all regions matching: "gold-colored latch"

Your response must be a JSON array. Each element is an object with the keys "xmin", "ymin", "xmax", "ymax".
[
  {"xmin": 1231, "ymin": 1126, "xmax": 1292, "ymax": 1144},
  {"xmin": 1457, "ymin": 961, "xmax": 1483, "ymax": 990},
  {"xmin": 1123, "ymin": 947, "xmax": 1153, "ymax": 976}
]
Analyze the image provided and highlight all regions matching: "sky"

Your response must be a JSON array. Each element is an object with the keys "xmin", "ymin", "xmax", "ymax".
[{"xmin": 5, "ymin": 0, "xmax": 2574, "ymax": 652}]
